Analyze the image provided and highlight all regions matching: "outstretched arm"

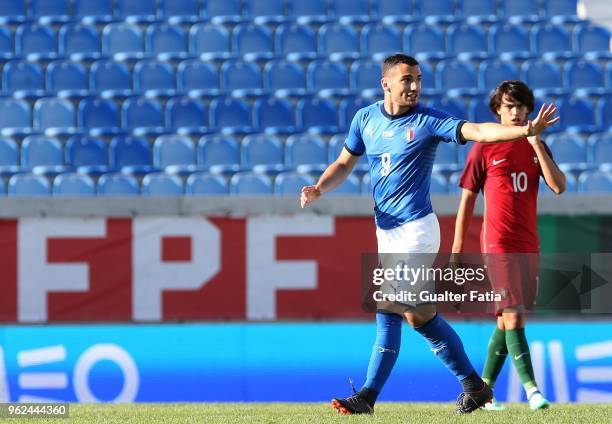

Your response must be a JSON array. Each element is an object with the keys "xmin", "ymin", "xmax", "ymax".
[{"xmin": 461, "ymin": 104, "xmax": 560, "ymax": 143}]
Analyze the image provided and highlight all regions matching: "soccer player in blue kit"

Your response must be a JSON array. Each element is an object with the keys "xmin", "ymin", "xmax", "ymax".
[{"xmin": 300, "ymin": 54, "xmax": 559, "ymax": 414}]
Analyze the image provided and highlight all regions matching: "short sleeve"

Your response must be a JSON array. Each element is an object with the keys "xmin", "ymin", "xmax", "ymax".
[
  {"xmin": 426, "ymin": 107, "xmax": 467, "ymax": 145},
  {"xmin": 459, "ymin": 144, "xmax": 485, "ymax": 193},
  {"xmin": 344, "ymin": 109, "xmax": 365, "ymax": 156}
]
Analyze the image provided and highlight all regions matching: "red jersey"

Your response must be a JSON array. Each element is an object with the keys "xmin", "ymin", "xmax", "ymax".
[{"xmin": 459, "ymin": 138, "xmax": 554, "ymax": 253}]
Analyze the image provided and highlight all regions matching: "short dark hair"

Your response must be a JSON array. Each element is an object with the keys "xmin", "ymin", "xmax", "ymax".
[
  {"xmin": 382, "ymin": 54, "xmax": 419, "ymax": 76},
  {"xmin": 489, "ymin": 80, "xmax": 535, "ymax": 119}
]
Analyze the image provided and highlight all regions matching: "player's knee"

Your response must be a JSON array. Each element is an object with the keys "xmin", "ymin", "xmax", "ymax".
[
  {"xmin": 404, "ymin": 311, "xmax": 435, "ymax": 328},
  {"xmin": 502, "ymin": 310, "xmax": 524, "ymax": 329}
]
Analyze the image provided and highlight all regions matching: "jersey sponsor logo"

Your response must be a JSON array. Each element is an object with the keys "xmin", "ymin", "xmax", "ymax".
[
  {"xmin": 405, "ymin": 126, "xmax": 415, "ymax": 141},
  {"xmin": 492, "ymin": 158, "xmax": 507, "ymax": 166},
  {"xmin": 382, "ymin": 130, "xmax": 395, "ymax": 138}
]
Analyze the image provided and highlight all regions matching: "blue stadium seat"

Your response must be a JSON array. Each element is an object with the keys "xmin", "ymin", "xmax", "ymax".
[
  {"xmin": 62, "ymin": 24, "xmax": 101, "ymax": 61},
  {"xmin": 110, "ymin": 135, "xmax": 155, "ymax": 174},
  {"xmin": 65, "ymin": 135, "xmax": 108, "ymax": 175},
  {"xmin": 102, "ymin": 23, "xmax": 145, "ymax": 61},
  {"xmin": 146, "ymin": 23, "xmax": 188, "ymax": 61},
  {"xmin": 297, "ymin": 98, "xmax": 339, "ymax": 134},
  {"xmin": 403, "ymin": 25, "xmax": 448, "ymax": 62},
  {"xmin": 275, "ymin": 24, "xmax": 318, "ymax": 61},
  {"xmin": 189, "ymin": 23, "xmax": 234, "ymax": 61},
  {"xmin": 318, "ymin": 23, "xmax": 360, "ymax": 61},
  {"xmin": 434, "ymin": 142, "xmax": 460, "ymax": 173},
  {"xmin": 361, "ymin": 173, "xmax": 372, "ymax": 195},
  {"xmin": 461, "ymin": 0, "xmax": 500, "ymax": 24},
  {"xmin": 177, "ymin": 59, "xmax": 221, "ymax": 97},
  {"xmin": 339, "ymin": 96, "xmax": 375, "ymax": 130},
  {"xmin": 21, "ymin": 135, "xmax": 66, "ymax": 176},
  {"xmin": 202, "ymin": 0, "xmax": 246, "ymax": 25},
  {"xmin": 53, "ymin": 173, "xmax": 95, "ymax": 197},
  {"xmin": 377, "ymin": 0, "xmax": 417, "ymax": 25},
  {"xmin": 166, "ymin": 97, "xmax": 209, "ymax": 136},
  {"xmin": 209, "ymin": 98, "xmax": 252, "ymax": 135},
  {"xmin": 326, "ymin": 173, "xmax": 361, "ymax": 195},
  {"xmin": 446, "ymin": 24, "xmax": 489, "ymax": 61},
  {"xmin": 90, "ymin": 60, "xmax": 132, "ymax": 99},
  {"xmin": 34, "ymin": 98, "xmax": 76, "ymax": 136},
  {"xmin": 8, "ymin": 174, "xmax": 50, "ymax": 197},
  {"xmin": 263, "ymin": 60, "xmax": 307, "ymax": 97},
  {"xmin": 500, "ymin": 0, "xmax": 543, "ymax": 24},
  {"xmin": 521, "ymin": 60, "xmax": 565, "ymax": 97},
  {"xmin": 247, "ymin": 0, "xmax": 288, "ymax": 25},
  {"xmin": 564, "ymin": 61, "xmax": 606, "ymax": 97},
  {"xmin": 430, "ymin": 97, "xmax": 467, "ymax": 120},
  {"xmin": 133, "ymin": 59, "xmax": 177, "ymax": 98},
  {"xmin": 153, "ymin": 134, "xmax": 197, "ymax": 174},
  {"xmin": 436, "ymin": 61, "xmax": 480, "ymax": 97},
  {"xmin": 28, "ymin": 0, "xmax": 71, "ymax": 24},
  {"xmin": 549, "ymin": 134, "xmax": 588, "ymax": 170},
  {"xmin": 274, "ymin": 172, "xmax": 316, "ymax": 196},
  {"xmin": 286, "ymin": 0, "xmax": 330, "ymax": 25},
  {"xmin": 186, "ymin": 172, "xmax": 229, "ymax": 196},
  {"xmin": 220, "ymin": 60, "xmax": 264, "ymax": 97},
  {"xmin": 430, "ymin": 172, "xmax": 448, "ymax": 194},
  {"xmin": 0, "ymin": 27, "xmax": 13, "ymax": 60},
  {"xmin": 559, "ymin": 98, "xmax": 599, "ymax": 134},
  {"xmin": 596, "ymin": 97, "xmax": 612, "ymax": 129},
  {"xmin": 488, "ymin": 24, "xmax": 532, "ymax": 61},
  {"xmin": 97, "ymin": 173, "xmax": 139, "ymax": 196},
  {"xmin": 230, "ymin": 172, "xmax": 274, "ymax": 195},
  {"xmin": 418, "ymin": 61, "xmax": 437, "ymax": 97},
  {"xmin": 329, "ymin": 0, "xmax": 374, "ymax": 25},
  {"xmin": 468, "ymin": 98, "xmax": 493, "ymax": 122},
  {"xmin": 46, "ymin": 61, "xmax": 89, "ymax": 99},
  {"xmin": 414, "ymin": 0, "xmax": 460, "ymax": 25},
  {"xmin": 579, "ymin": 171, "xmax": 612, "ymax": 193},
  {"xmin": 350, "ymin": 60, "xmax": 382, "ymax": 95},
  {"xmin": 360, "ymin": 24, "xmax": 402, "ymax": 60},
  {"xmin": 608, "ymin": 62, "xmax": 612, "ymax": 90},
  {"xmin": 78, "ymin": 98, "xmax": 121, "ymax": 136},
  {"xmin": 241, "ymin": 134, "xmax": 284, "ymax": 173},
  {"xmin": 142, "ymin": 173, "xmax": 183, "ymax": 196},
  {"xmin": 232, "ymin": 24, "xmax": 275, "ymax": 61},
  {"xmin": 328, "ymin": 133, "xmax": 368, "ymax": 173},
  {"xmin": 0, "ymin": 138, "xmax": 20, "ymax": 176},
  {"xmin": 253, "ymin": 97, "xmax": 296, "ymax": 134},
  {"xmin": 542, "ymin": 0, "xmax": 583, "ymax": 24},
  {"xmin": 115, "ymin": 0, "xmax": 158, "ymax": 24},
  {"xmin": 285, "ymin": 134, "xmax": 327, "ymax": 172},
  {"xmin": 3, "ymin": 60, "xmax": 44, "ymax": 99},
  {"xmin": 157, "ymin": 0, "xmax": 200, "ymax": 24},
  {"xmin": 0, "ymin": 99, "xmax": 33, "ymax": 137},
  {"xmin": 74, "ymin": 0, "xmax": 114, "ymax": 24},
  {"xmin": 0, "ymin": 0, "xmax": 27, "ymax": 25},
  {"xmin": 15, "ymin": 23, "xmax": 57, "ymax": 61},
  {"xmin": 198, "ymin": 135, "xmax": 240, "ymax": 173},
  {"xmin": 531, "ymin": 24, "xmax": 575, "ymax": 61},
  {"xmin": 589, "ymin": 133, "xmax": 612, "ymax": 166},
  {"xmin": 573, "ymin": 25, "xmax": 611, "ymax": 60},
  {"xmin": 479, "ymin": 60, "xmax": 520, "ymax": 92},
  {"xmin": 307, "ymin": 60, "xmax": 350, "ymax": 97},
  {"xmin": 539, "ymin": 171, "xmax": 578, "ymax": 194},
  {"xmin": 122, "ymin": 98, "xmax": 167, "ymax": 136}
]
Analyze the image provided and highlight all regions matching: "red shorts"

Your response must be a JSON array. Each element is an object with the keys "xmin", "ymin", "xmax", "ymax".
[{"xmin": 484, "ymin": 253, "xmax": 539, "ymax": 316}]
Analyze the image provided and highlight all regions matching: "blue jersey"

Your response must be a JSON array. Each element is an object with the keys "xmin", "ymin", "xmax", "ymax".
[{"xmin": 345, "ymin": 101, "xmax": 466, "ymax": 230}]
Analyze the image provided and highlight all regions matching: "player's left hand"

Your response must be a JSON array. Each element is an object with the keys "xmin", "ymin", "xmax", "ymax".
[
  {"xmin": 300, "ymin": 185, "xmax": 321, "ymax": 208},
  {"xmin": 526, "ymin": 103, "xmax": 560, "ymax": 136}
]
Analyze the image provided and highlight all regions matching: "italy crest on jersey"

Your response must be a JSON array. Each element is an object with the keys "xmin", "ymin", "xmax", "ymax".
[{"xmin": 405, "ymin": 126, "xmax": 415, "ymax": 141}]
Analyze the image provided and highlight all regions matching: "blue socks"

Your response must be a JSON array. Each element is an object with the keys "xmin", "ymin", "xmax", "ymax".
[{"xmin": 363, "ymin": 312, "xmax": 402, "ymax": 394}]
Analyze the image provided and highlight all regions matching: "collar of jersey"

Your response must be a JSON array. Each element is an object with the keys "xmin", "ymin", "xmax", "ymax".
[{"xmin": 379, "ymin": 103, "xmax": 418, "ymax": 120}]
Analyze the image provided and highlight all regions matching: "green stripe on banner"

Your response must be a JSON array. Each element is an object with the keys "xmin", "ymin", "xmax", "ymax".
[
  {"xmin": 599, "ymin": 216, "xmax": 612, "ymax": 253},
  {"xmin": 538, "ymin": 215, "xmax": 558, "ymax": 253},
  {"xmin": 554, "ymin": 216, "xmax": 601, "ymax": 253}
]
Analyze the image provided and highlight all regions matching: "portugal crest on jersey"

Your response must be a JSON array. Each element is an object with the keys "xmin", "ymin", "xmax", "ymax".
[{"xmin": 405, "ymin": 126, "xmax": 415, "ymax": 141}]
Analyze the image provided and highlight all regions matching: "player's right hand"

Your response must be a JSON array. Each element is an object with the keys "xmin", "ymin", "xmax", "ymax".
[
  {"xmin": 300, "ymin": 185, "xmax": 321, "ymax": 208},
  {"xmin": 526, "ymin": 103, "xmax": 560, "ymax": 136}
]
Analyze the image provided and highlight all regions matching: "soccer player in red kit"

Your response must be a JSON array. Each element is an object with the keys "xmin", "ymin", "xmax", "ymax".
[{"xmin": 452, "ymin": 81, "xmax": 566, "ymax": 410}]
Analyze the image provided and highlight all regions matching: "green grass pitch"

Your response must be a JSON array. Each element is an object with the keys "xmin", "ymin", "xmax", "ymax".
[{"xmin": 46, "ymin": 403, "xmax": 612, "ymax": 423}]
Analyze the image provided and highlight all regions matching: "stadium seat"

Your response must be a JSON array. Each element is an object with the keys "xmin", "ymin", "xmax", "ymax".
[
  {"xmin": 286, "ymin": 0, "xmax": 330, "ymax": 25},
  {"xmin": 0, "ymin": 99, "xmax": 34, "ymax": 137},
  {"xmin": 102, "ymin": 23, "xmax": 145, "ymax": 61},
  {"xmin": 232, "ymin": 24, "xmax": 275, "ymax": 61},
  {"xmin": 201, "ymin": 0, "xmax": 246, "ymax": 25},
  {"xmin": 564, "ymin": 61, "xmax": 606, "ymax": 97},
  {"xmin": 186, "ymin": 172, "xmax": 229, "ymax": 196},
  {"xmin": 589, "ymin": 133, "xmax": 612, "ymax": 166},
  {"xmin": 110, "ymin": 135, "xmax": 155, "ymax": 174},
  {"xmin": 414, "ymin": 0, "xmax": 460, "ymax": 25},
  {"xmin": 285, "ymin": 134, "xmax": 327, "ymax": 172},
  {"xmin": 539, "ymin": 171, "xmax": 578, "ymax": 194},
  {"xmin": 329, "ymin": 0, "xmax": 374, "ymax": 25},
  {"xmin": 247, "ymin": 0, "xmax": 288, "ymax": 25},
  {"xmin": 478, "ymin": 60, "xmax": 520, "ymax": 92},
  {"xmin": 430, "ymin": 97, "xmax": 467, "ymax": 120},
  {"xmin": 8, "ymin": 174, "xmax": 51, "ymax": 197},
  {"xmin": 177, "ymin": 60, "xmax": 221, "ymax": 97},
  {"xmin": 157, "ymin": 0, "xmax": 200, "ymax": 24},
  {"xmin": 0, "ymin": 138, "xmax": 21, "ymax": 176},
  {"xmin": 133, "ymin": 59, "xmax": 177, "ymax": 98},
  {"xmin": 436, "ymin": 61, "xmax": 480, "ymax": 97},
  {"xmin": 115, "ymin": 0, "xmax": 158, "ymax": 24},
  {"xmin": 350, "ymin": 60, "xmax": 382, "ymax": 95},
  {"xmin": 65, "ymin": 135, "xmax": 108, "ymax": 175},
  {"xmin": 189, "ymin": 23, "xmax": 234, "ymax": 61},
  {"xmin": 59, "ymin": 23, "xmax": 102, "ymax": 62},
  {"xmin": 28, "ymin": 0, "xmax": 71, "ymax": 25},
  {"xmin": 253, "ymin": 97, "xmax": 296, "ymax": 134},
  {"xmin": 361, "ymin": 173, "xmax": 372, "ymax": 195},
  {"xmin": 579, "ymin": 171, "xmax": 612, "ymax": 193},
  {"xmin": 220, "ymin": 60, "xmax": 264, "ymax": 97},
  {"xmin": 521, "ymin": 60, "xmax": 565, "ymax": 97},
  {"xmin": 53, "ymin": 173, "xmax": 96, "ymax": 197},
  {"xmin": 78, "ymin": 98, "xmax": 121, "ymax": 136},
  {"xmin": 446, "ymin": 24, "xmax": 489, "ymax": 61},
  {"xmin": 97, "ymin": 173, "xmax": 139, "ymax": 196},
  {"xmin": 461, "ymin": 0, "xmax": 500, "ymax": 24},
  {"xmin": 275, "ymin": 24, "xmax": 318, "ymax": 61},
  {"xmin": 468, "ymin": 98, "xmax": 493, "ymax": 122},
  {"xmin": 89, "ymin": 60, "xmax": 132, "ymax": 99},
  {"xmin": 430, "ymin": 172, "xmax": 448, "ymax": 194},
  {"xmin": 209, "ymin": 98, "xmax": 253, "ymax": 135},
  {"xmin": 263, "ymin": 60, "xmax": 307, "ymax": 97},
  {"xmin": 542, "ymin": 0, "xmax": 583, "ymax": 24},
  {"xmin": 73, "ymin": 0, "xmax": 114, "ymax": 24},
  {"xmin": 230, "ymin": 172, "xmax": 273, "ymax": 195},
  {"xmin": 573, "ymin": 25, "xmax": 611, "ymax": 60},
  {"xmin": 307, "ymin": 60, "xmax": 350, "ymax": 97},
  {"xmin": 326, "ymin": 173, "xmax": 361, "ymax": 195},
  {"xmin": 500, "ymin": 0, "xmax": 543, "ymax": 24},
  {"xmin": 318, "ymin": 23, "xmax": 360, "ymax": 61},
  {"xmin": 198, "ymin": 135, "xmax": 240, "ymax": 173},
  {"xmin": 0, "ymin": 0, "xmax": 27, "ymax": 24},
  {"xmin": 141, "ymin": 173, "xmax": 183, "ymax": 196},
  {"xmin": 596, "ymin": 97, "xmax": 612, "ymax": 129},
  {"xmin": 46, "ymin": 61, "xmax": 89, "ymax": 99},
  {"xmin": 360, "ymin": 24, "xmax": 402, "ymax": 60},
  {"xmin": 3, "ymin": 61, "xmax": 44, "ymax": 99},
  {"xmin": 297, "ymin": 98, "xmax": 339, "ymax": 134},
  {"xmin": 0, "ymin": 27, "xmax": 13, "ymax": 60},
  {"xmin": 339, "ymin": 96, "xmax": 376, "ymax": 130},
  {"xmin": 549, "ymin": 134, "xmax": 589, "ymax": 171},
  {"xmin": 33, "ymin": 98, "xmax": 77, "ymax": 136},
  {"xmin": 608, "ymin": 62, "xmax": 612, "ymax": 90},
  {"xmin": 559, "ymin": 98, "xmax": 599, "ymax": 134},
  {"xmin": 241, "ymin": 134, "xmax": 284, "ymax": 173},
  {"xmin": 418, "ymin": 61, "xmax": 437, "ymax": 97},
  {"xmin": 15, "ymin": 23, "xmax": 57, "ymax": 61},
  {"xmin": 122, "ymin": 98, "xmax": 167, "ymax": 136},
  {"xmin": 166, "ymin": 97, "xmax": 209, "ymax": 136},
  {"xmin": 488, "ymin": 24, "xmax": 532, "ymax": 61},
  {"xmin": 403, "ymin": 25, "xmax": 448, "ymax": 62},
  {"xmin": 21, "ymin": 135, "xmax": 66, "ymax": 176},
  {"xmin": 434, "ymin": 142, "xmax": 460, "ymax": 173},
  {"xmin": 274, "ymin": 172, "xmax": 315, "ymax": 196},
  {"xmin": 376, "ymin": 0, "xmax": 413, "ymax": 24},
  {"xmin": 153, "ymin": 134, "xmax": 198, "ymax": 174},
  {"xmin": 531, "ymin": 24, "xmax": 575, "ymax": 61},
  {"xmin": 328, "ymin": 133, "xmax": 368, "ymax": 173},
  {"xmin": 146, "ymin": 23, "xmax": 188, "ymax": 61}
]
